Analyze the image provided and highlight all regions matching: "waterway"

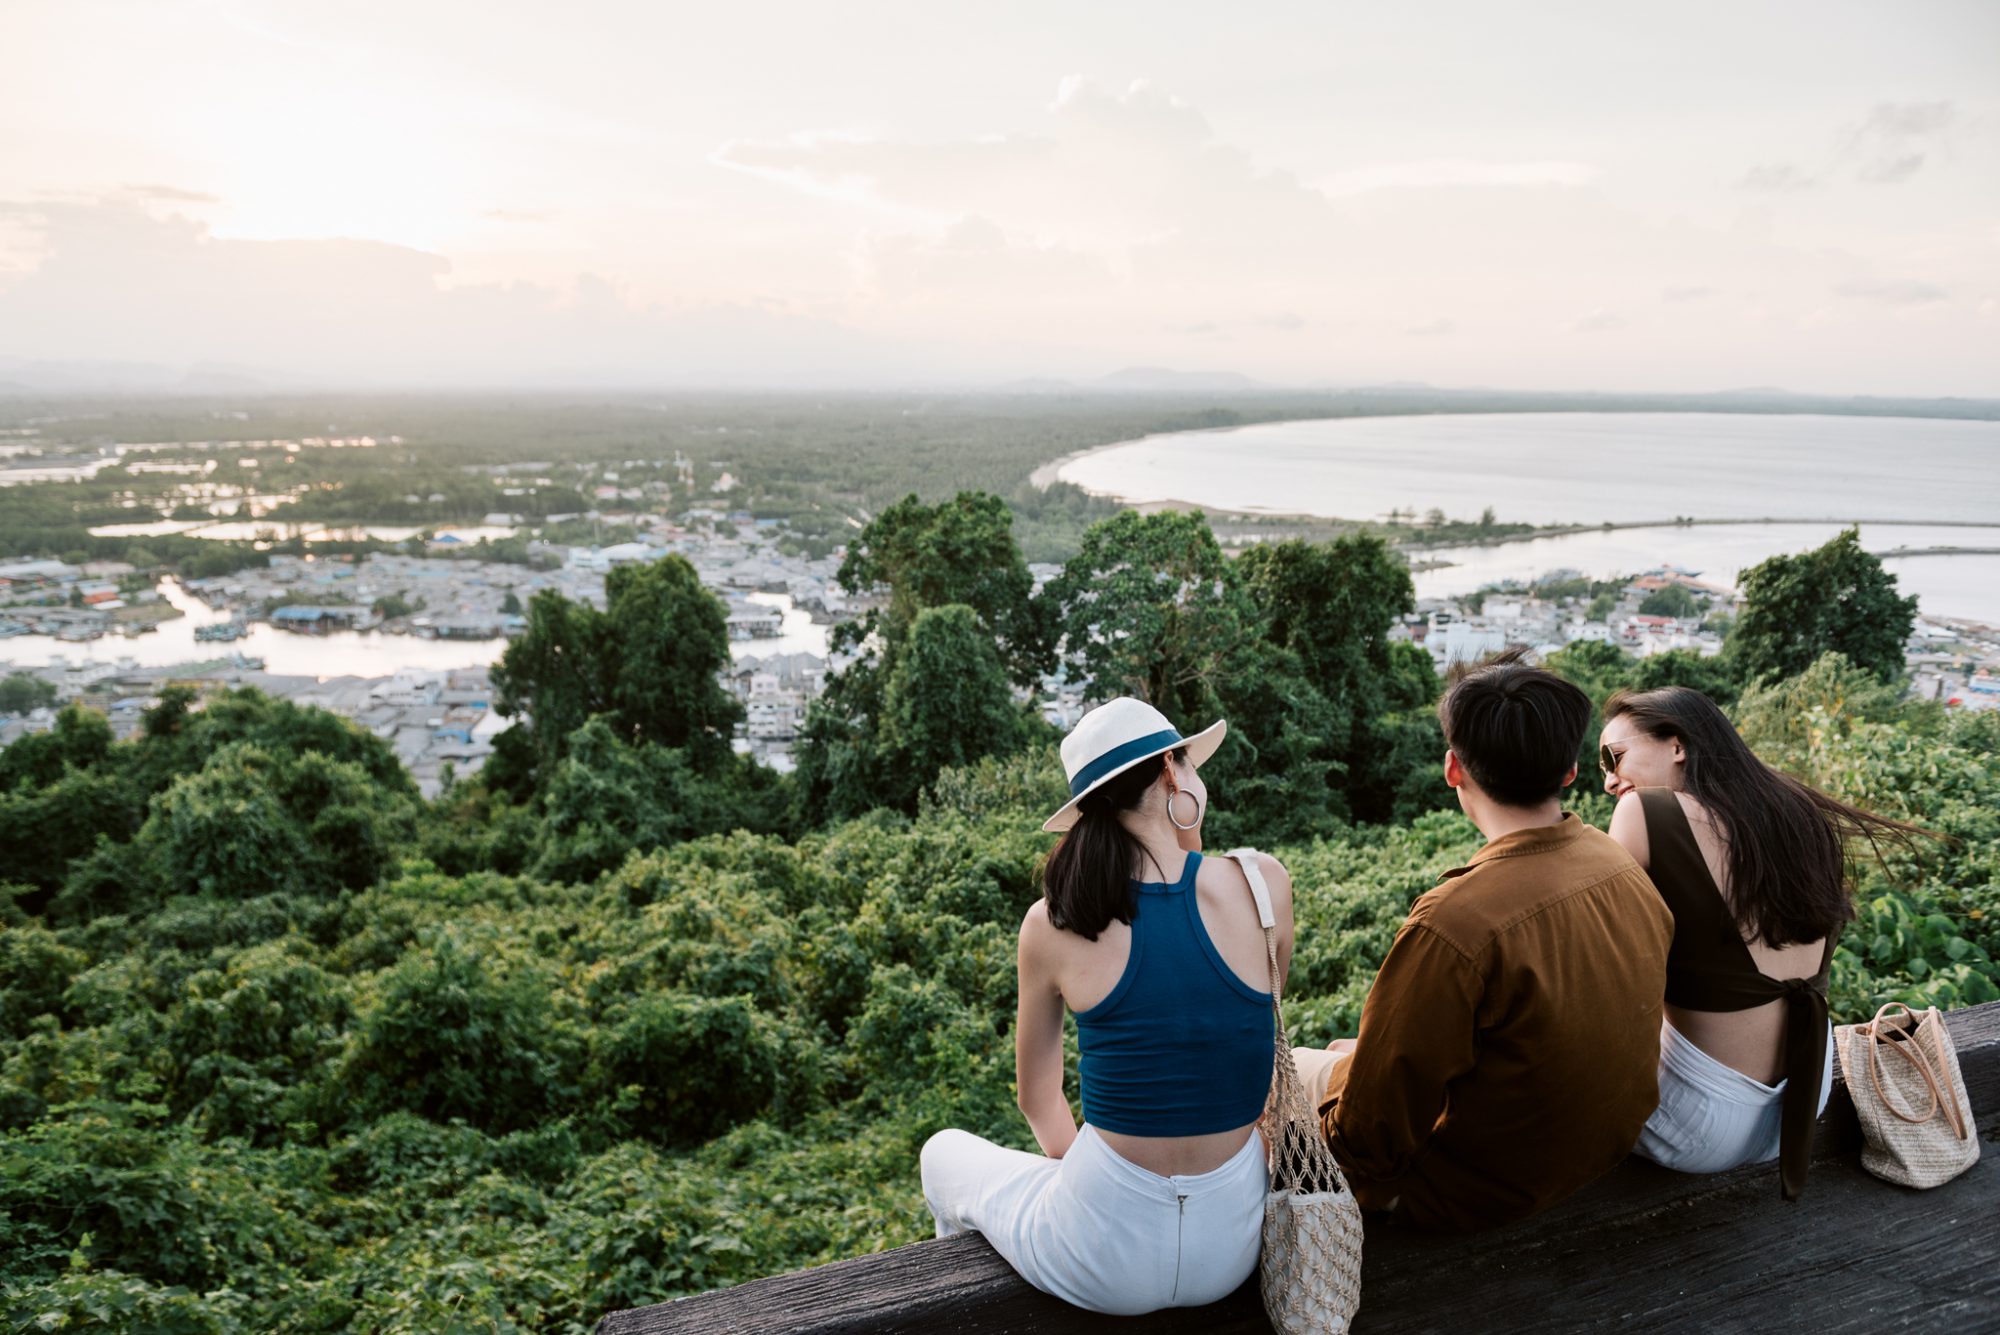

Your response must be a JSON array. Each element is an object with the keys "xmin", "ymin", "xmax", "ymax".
[
  {"xmin": 0, "ymin": 581, "xmax": 830, "ymax": 679},
  {"xmin": 1050, "ymin": 413, "xmax": 2000, "ymax": 622},
  {"xmin": 85, "ymin": 520, "xmax": 521, "ymax": 544}
]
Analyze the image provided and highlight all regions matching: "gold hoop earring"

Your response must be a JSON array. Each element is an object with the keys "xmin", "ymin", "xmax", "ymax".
[{"xmin": 1168, "ymin": 788, "xmax": 1202, "ymax": 831}]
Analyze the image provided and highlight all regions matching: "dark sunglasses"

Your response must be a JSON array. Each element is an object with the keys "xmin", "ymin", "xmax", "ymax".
[{"xmin": 1599, "ymin": 744, "xmax": 1623, "ymax": 774}]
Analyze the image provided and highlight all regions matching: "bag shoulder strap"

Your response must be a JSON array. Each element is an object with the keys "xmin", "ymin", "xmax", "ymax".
[
  {"xmin": 1227, "ymin": 846, "xmax": 1282, "ymax": 1008},
  {"xmin": 1227, "ymin": 845, "xmax": 1277, "ymax": 930}
]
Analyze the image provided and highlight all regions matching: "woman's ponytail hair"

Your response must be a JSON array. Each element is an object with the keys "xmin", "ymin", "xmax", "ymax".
[{"xmin": 1040, "ymin": 748, "xmax": 1187, "ymax": 940}]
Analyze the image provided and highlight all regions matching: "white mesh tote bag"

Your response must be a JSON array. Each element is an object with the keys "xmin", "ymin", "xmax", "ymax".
[
  {"xmin": 1229, "ymin": 849, "xmax": 1364, "ymax": 1334},
  {"xmin": 1836, "ymin": 1001, "xmax": 1978, "ymax": 1189}
]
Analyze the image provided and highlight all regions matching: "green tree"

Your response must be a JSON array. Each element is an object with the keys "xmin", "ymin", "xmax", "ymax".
[
  {"xmin": 0, "ymin": 706, "xmax": 142, "ymax": 896},
  {"xmin": 1237, "ymin": 535, "xmax": 1417, "ymax": 821},
  {"xmin": 1732, "ymin": 528, "xmax": 1917, "ymax": 684},
  {"xmin": 335, "ymin": 933, "xmax": 572, "ymax": 1134},
  {"xmin": 1731, "ymin": 651, "xmax": 1912, "ymax": 775},
  {"xmin": 140, "ymin": 743, "xmax": 417, "ymax": 902},
  {"xmin": 1636, "ymin": 584, "xmax": 1700, "ymax": 618},
  {"xmin": 0, "ymin": 673, "xmax": 56, "ymax": 715},
  {"xmin": 490, "ymin": 555, "xmax": 744, "ymax": 777},
  {"xmin": 877, "ymin": 605, "xmax": 1029, "ymax": 811},
  {"xmin": 489, "ymin": 589, "xmax": 614, "ymax": 771},
  {"xmin": 801, "ymin": 493, "xmax": 1044, "ymax": 820},
  {"xmin": 835, "ymin": 491, "xmax": 1046, "ymax": 682},
  {"xmin": 1044, "ymin": 509, "xmax": 1247, "ymax": 720},
  {"xmin": 602, "ymin": 556, "xmax": 743, "ymax": 766},
  {"xmin": 533, "ymin": 717, "xmax": 792, "ymax": 883}
]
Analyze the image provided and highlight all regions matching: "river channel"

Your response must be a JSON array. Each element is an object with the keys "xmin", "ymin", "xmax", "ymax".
[{"xmin": 0, "ymin": 582, "xmax": 829, "ymax": 678}]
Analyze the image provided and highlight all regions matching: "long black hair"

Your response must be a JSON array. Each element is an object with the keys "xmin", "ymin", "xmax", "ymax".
[
  {"xmin": 1040, "ymin": 747, "xmax": 1187, "ymax": 941},
  {"xmin": 1603, "ymin": 686, "xmax": 1929, "ymax": 947}
]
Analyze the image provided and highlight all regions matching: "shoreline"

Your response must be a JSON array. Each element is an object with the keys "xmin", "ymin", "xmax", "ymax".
[{"xmin": 1031, "ymin": 412, "xmax": 2000, "ymax": 557}]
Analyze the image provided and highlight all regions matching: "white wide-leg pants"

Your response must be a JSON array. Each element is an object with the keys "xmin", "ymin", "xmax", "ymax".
[
  {"xmin": 919, "ymin": 1124, "xmax": 1265, "ymax": 1315},
  {"xmin": 1635, "ymin": 1018, "xmax": 1835, "ymax": 1173}
]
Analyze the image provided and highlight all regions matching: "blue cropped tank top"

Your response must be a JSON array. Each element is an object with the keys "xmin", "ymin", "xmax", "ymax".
[{"xmin": 1072, "ymin": 851, "xmax": 1275, "ymax": 1136}]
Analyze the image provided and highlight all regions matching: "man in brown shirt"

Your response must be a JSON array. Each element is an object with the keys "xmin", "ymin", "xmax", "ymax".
[{"xmin": 1301, "ymin": 652, "xmax": 1672, "ymax": 1232}]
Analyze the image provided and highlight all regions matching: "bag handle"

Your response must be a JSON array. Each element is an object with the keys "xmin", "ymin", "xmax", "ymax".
[
  {"xmin": 1227, "ymin": 846, "xmax": 1281, "ymax": 1005},
  {"xmin": 1858, "ymin": 1003, "xmax": 1968, "ymax": 1141}
]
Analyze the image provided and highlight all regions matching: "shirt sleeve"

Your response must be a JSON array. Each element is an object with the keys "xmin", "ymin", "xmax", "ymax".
[{"xmin": 1317, "ymin": 918, "xmax": 1485, "ymax": 1189}]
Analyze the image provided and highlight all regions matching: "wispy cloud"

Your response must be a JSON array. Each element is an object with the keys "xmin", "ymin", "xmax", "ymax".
[
  {"xmin": 123, "ymin": 184, "xmax": 221, "ymax": 204},
  {"xmin": 1569, "ymin": 309, "xmax": 1625, "ymax": 333},
  {"xmin": 1836, "ymin": 277, "xmax": 1947, "ymax": 305},
  {"xmin": 1662, "ymin": 285, "xmax": 1717, "ymax": 302},
  {"xmin": 1844, "ymin": 101, "xmax": 1955, "ymax": 184},
  {"xmin": 1319, "ymin": 160, "xmax": 1596, "ymax": 197},
  {"xmin": 1405, "ymin": 318, "xmax": 1455, "ymax": 337},
  {"xmin": 1742, "ymin": 102, "xmax": 1960, "ymax": 192},
  {"xmin": 1737, "ymin": 163, "xmax": 1815, "ymax": 191}
]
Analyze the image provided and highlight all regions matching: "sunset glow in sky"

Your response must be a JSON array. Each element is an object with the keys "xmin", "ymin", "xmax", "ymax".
[{"xmin": 3, "ymin": 1, "xmax": 1996, "ymax": 391}]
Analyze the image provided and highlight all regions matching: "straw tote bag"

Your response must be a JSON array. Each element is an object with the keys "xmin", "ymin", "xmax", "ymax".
[
  {"xmin": 1835, "ymin": 1002, "xmax": 1979, "ymax": 1189},
  {"xmin": 1229, "ymin": 850, "xmax": 1364, "ymax": 1334}
]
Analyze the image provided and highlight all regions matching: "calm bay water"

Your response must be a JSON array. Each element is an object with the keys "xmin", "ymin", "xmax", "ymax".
[{"xmin": 1054, "ymin": 413, "xmax": 2000, "ymax": 622}]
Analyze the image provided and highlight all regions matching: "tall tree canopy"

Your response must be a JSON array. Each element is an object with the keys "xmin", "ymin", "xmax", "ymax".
[
  {"xmin": 835, "ymin": 491, "xmax": 1047, "ymax": 684},
  {"xmin": 1731, "ymin": 528, "xmax": 1917, "ymax": 685},
  {"xmin": 799, "ymin": 494, "xmax": 1045, "ymax": 820},
  {"xmin": 1236, "ymin": 535, "xmax": 1422, "ymax": 821},
  {"xmin": 490, "ymin": 555, "xmax": 743, "ymax": 776},
  {"xmin": 1044, "ymin": 509, "xmax": 1248, "ymax": 721},
  {"xmin": 877, "ymin": 604, "xmax": 1026, "ymax": 812}
]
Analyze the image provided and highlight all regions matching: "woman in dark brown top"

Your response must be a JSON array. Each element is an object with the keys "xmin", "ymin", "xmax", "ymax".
[{"xmin": 1599, "ymin": 686, "xmax": 1923, "ymax": 1198}]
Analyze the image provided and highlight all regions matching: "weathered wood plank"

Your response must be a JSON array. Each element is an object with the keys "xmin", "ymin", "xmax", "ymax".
[{"xmin": 598, "ymin": 1001, "xmax": 2000, "ymax": 1335}]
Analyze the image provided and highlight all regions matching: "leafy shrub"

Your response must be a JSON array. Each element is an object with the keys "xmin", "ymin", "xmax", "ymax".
[
  {"xmin": 0, "ymin": 925, "xmax": 89, "ymax": 1038},
  {"xmin": 3, "ymin": 1267, "xmax": 252, "ymax": 1335},
  {"xmin": 595, "ymin": 992, "xmax": 779, "ymax": 1145},
  {"xmin": 163, "ymin": 939, "xmax": 352, "ymax": 1141},
  {"xmin": 336, "ymin": 933, "xmax": 574, "ymax": 1134}
]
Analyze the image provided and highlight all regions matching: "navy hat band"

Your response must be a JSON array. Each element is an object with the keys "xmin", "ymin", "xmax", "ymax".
[{"xmin": 1068, "ymin": 728, "xmax": 1183, "ymax": 798}]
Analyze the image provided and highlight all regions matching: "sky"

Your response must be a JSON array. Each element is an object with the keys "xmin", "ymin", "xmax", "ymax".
[{"xmin": 1, "ymin": 0, "xmax": 1996, "ymax": 393}]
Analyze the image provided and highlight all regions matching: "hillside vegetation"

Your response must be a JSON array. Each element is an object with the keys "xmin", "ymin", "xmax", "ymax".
[{"xmin": 2, "ymin": 512, "xmax": 1995, "ymax": 1333}]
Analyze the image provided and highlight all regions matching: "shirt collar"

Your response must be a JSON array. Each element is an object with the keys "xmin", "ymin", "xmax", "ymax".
[{"xmin": 1439, "ymin": 811, "xmax": 1584, "ymax": 880}]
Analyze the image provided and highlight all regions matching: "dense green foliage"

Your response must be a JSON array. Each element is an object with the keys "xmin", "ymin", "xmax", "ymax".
[
  {"xmin": 0, "ymin": 673, "xmax": 59, "ymax": 715},
  {"xmin": 490, "ymin": 555, "xmax": 744, "ymax": 779},
  {"xmin": 797, "ymin": 493, "xmax": 1053, "ymax": 821},
  {"xmin": 1731, "ymin": 527, "xmax": 1919, "ymax": 684},
  {"xmin": 2, "ymin": 506, "xmax": 1991, "ymax": 1332}
]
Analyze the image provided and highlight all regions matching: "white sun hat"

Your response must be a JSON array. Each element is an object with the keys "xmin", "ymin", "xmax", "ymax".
[{"xmin": 1042, "ymin": 697, "xmax": 1228, "ymax": 833}]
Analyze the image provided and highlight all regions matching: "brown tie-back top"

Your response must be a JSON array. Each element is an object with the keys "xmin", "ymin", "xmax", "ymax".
[{"xmin": 1638, "ymin": 787, "xmax": 1835, "ymax": 1200}]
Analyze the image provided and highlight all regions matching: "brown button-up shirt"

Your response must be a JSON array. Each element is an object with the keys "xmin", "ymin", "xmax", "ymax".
[{"xmin": 1318, "ymin": 813, "xmax": 1672, "ymax": 1232}]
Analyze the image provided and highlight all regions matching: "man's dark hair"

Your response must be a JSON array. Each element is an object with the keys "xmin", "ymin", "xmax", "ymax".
[{"xmin": 1437, "ymin": 648, "xmax": 1591, "ymax": 807}]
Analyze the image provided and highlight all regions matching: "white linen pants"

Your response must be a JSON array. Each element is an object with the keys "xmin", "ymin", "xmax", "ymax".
[
  {"xmin": 919, "ymin": 1124, "xmax": 1264, "ymax": 1315},
  {"xmin": 1634, "ymin": 1018, "xmax": 1836, "ymax": 1173}
]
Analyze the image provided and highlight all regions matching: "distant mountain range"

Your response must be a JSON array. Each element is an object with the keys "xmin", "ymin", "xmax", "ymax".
[
  {"xmin": 995, "ymin": 367, "xmax": 1266, "ymax": 394},
  {"xmin": 1, "ymin": 358, "xmax": 1995, "ymax": 419},
  {"xmin": 0, "ymin": 358, "xmax": 272, "ymax": 395}
]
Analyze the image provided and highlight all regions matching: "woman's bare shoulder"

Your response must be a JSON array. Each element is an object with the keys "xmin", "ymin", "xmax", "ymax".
[
  {"xmin": 1608, "ymin": 790, "xmax": 1651, "ymax": 867},
  {"xmin": 1201, "ymin": 848, "xmax": 1292, "ymax": 913}
]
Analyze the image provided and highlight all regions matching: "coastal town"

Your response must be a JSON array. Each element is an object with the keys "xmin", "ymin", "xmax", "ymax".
[
  {"xmin": 4, "ymin": 511, "xmax": 1997, "ymax": 796},
  {"xmin": 0, "ymin": 502, "xmax": 855, "ymax": 790}
]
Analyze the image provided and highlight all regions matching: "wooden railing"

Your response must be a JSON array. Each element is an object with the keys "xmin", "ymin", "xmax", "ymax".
[{"xmin": 598, "ymin": 1001, "xmax": 1999, "ymax": 1334}]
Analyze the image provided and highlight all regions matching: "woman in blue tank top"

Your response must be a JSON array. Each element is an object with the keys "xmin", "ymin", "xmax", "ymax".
[{"xmin": 921, "ymin": 697, "xmax": 1294, "ymax": 1315}]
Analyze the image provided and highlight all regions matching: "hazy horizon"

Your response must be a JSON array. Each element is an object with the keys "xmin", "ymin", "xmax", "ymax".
[{"xmin": 4, "ymin": 2, "xmax": 1997, "ymax": 395}]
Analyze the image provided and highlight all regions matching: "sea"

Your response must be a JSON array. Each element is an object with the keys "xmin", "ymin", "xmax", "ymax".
[{"xmin": 1048, "ymin": 413, "xmax": 2000, "ymax": 623}]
